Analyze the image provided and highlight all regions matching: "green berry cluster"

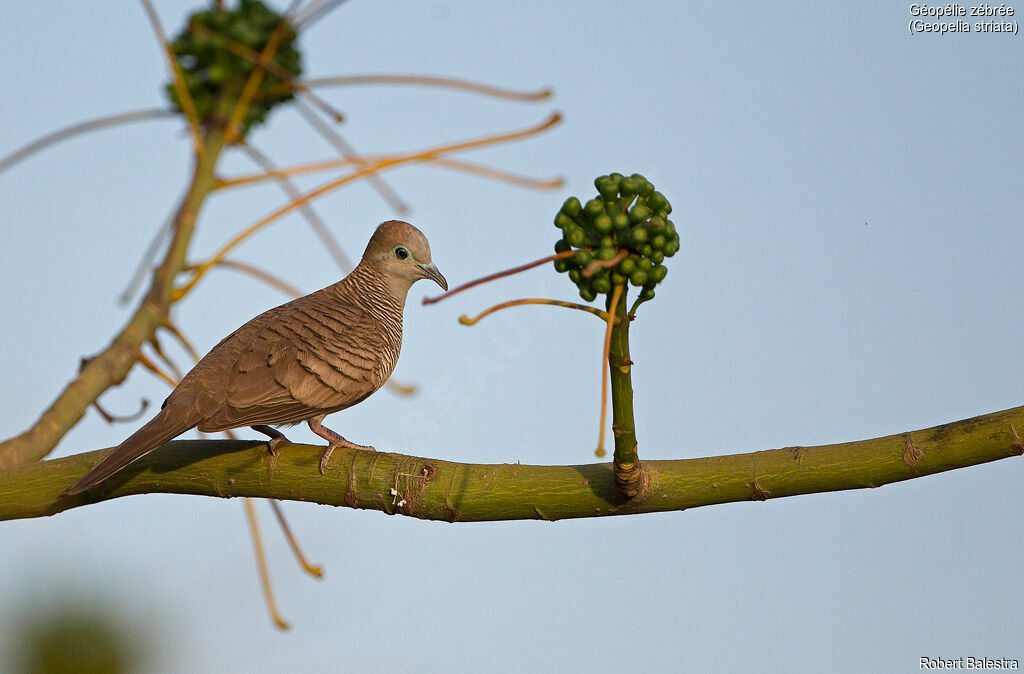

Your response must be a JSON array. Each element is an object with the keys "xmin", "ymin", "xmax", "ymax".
[
  {"xmin": 553, "ymin": 173, "xmax": 679, "ymax": 303},
  {"xmin": 165, "ymin": 0, "xmax": 303, "ymax": 136}
]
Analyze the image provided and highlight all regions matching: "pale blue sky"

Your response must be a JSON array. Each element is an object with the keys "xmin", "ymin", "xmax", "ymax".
[{"xmin": 2, "ymin": 2, "xmax": 1023, "ymax": 672}]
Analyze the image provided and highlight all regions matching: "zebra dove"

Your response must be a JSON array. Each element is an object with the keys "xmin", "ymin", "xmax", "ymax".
[{"xmin": 63, "ymin": 220, "xmax": 446, "ymax": 496}]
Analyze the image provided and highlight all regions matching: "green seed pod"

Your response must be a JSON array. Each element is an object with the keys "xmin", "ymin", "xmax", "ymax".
[
  {"xmin": 554, "ymin": 213, "xmax": 574, "ymax": 229},
  {"xmin": 619, "ymin": 176, "xmax": 640, "ymax": 196},
  {"xmin": 612, "ymin": 212, "xmax": 630, "ymax": 230},
  {"xmin": 554, "ymin": 239, "xmax": 570, "ymax": 253},
  {"xmin": 584, "ymin": 198, "xmax": 604, "ymax": 219},
  {"xmin": 592, "ymin": 276, "xmax": 611, "ymax": 294},
  {"xmin": 663, "ymin": 202, "xmax": 672, "ymax": 215},
  {"xmin": 650, "ymin": 250, "xmax": 665, "ymax": 265},
  {"xmin": 597, "ymin": 180, "xmax": 619, "ymax": 201},
  {"xmin": 579, "ymin": 286, "xmax": 597, "ymax": 302},
  {"xmin": 629, "ymin": 203, "xmax": 651, "ymax": 224},
  {"xmin": 618, "ymin": 256, "xmax": 637, "ymax": 275},
  {"xmin": 568, "ymin": 269, "xmax": 582, "ymax": 284},
  {"xmin": 638, "ymin": 180, "xmax": 654, "ymax": 198},
  {"xmin": 647, "ymin": 191, "xmax": 667, "ymax": 210},
  {"xmin": 562, "ymin": 197, "xmax": 582, "ymax": 217},
  {"xmin": 593, "ymin": 213, "xmax": 613, "ymax": 233},
  {"xmin": 574, "ymin": 250, "xmax": 593, "ymax": 266},
  {"xmin": 609, "ymin": 172, "xmax": 624, "ymax": 184},
  {"xmin": 629, "ymin": 269, "xmax": 649, "ymax": 286},
  {"xmin": 665, "ymin": 221, "xmax": 676, "ymax": 237},
  {"xmin": 639, "ymin": 257, "xmax": 653, "ymax": 271},
  {"xmin": 630, "ymin": 226, "xmax": 649, "ymax": 245},
  {"xmin": 651, "ymin": 234, "xmax": 667, "ymax": 250},
  {"xmin": 664, "ymin": 239, "xmax": 680, "ymax": 256},
  {"xmin": 598, "ymin": 246, "xmax": 617, "ymax": 261},
  {"xmin": 600, "ymin": 236, "xmax": 615, "ymax": 249},
  {"xmin": 553, "ymin": 259, "xmax": 570, "ymax": 273},
  {"xmin": 640, "ymin": 244, "xmax": 653, "ymax": 256},
  {"xmin": 567, "ymin": 229, "xmax": 587, "ymax": 248},
  {"xmin": 650, "ymin": 264, "xmax": 668, "ymax": 282}
]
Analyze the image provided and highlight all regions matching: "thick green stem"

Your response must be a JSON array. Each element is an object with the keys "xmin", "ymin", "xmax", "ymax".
[
  {"xmin": 2, "ymin": 405, "xmax": 1023, "ymax": 522},
  {"xmin": 607, "ymin": 287, "xmax": 647, "ymax": 497},
  {"xmin": 0, "ymin": 126, "xmax": 227, "ymax": 467}
]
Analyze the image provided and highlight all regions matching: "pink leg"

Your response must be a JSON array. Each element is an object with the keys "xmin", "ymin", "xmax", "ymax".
[{"xmin": 307, "ymin": 415, "xmax": 375, "ymax": 474}]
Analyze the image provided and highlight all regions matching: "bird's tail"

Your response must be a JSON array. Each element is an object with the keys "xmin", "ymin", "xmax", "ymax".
[{"xmin": 62, "ymin": 408, "xmax": 196, "ymax": 496}]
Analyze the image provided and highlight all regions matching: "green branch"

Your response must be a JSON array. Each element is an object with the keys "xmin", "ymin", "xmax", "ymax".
[
  {"xmin": 3, "ymin": 404, "xmax": 1022, "ymax": 523},
  {"xmin": 607, "ymin": 286, "xmax": 646, "ymax": 497},
  {"xmin": 0, "ymin": 126, "xmax": 228, "ymax": 468}
]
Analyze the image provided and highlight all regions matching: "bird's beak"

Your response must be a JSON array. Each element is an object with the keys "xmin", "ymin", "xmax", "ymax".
[{"xmin": 418, "ymin": 262, "xmax": 448, "ymax": 291}]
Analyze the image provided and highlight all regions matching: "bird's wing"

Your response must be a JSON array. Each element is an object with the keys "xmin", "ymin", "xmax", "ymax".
[{"xmin": 198, "ymin": 295, "xmax": 388, "ymax": 431}]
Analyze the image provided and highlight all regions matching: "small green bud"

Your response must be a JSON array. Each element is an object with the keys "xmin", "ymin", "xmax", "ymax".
[
  {"xmin": 579, "ymin": 286, "xmax": 597, "ymax": 302},
  {"xmin": 554, "ymin": 239, "xmax": 570, "ymax": 253},
  {"xmin": 630, "ymin": 226, "xmax": 649, "ymax": 245},
  {"xmin": 639, "ymin": 257, "xmax": 653, "ymax": 271},
  {"xmin": 598, "ymin": 246, "xmax": 617, "ymax": 261},
  {"xmin": 574, "ymin": 250, "xmax": 593, "ymax": 266},
  {"xmin": 629, "ymin": 269, "xmax": 648, "ymax": 286},
  {"xmin": 584, "ymin": 198, "xmax": 604, "ymax": 219},
  {"xmin": 629, "ymin": 203, "xmax": 651, "ymax": 224},
  {"xmin": 650, "ymin": 250, "xmax": 665, "ymax": 265},
  {"xmin": 562, "ymin": 196, "xmax": 582, "ymax": 217},
  {"xmin": 610, "ymin": 272, "xmax": 627, "ymax": 286},
  {"xmin": 650, "ymin": 264, "xmax": 668, "ymax": 282},
  {"xmin": 592, "ymin": 276, "xmax": 611, "ymax": 294},
  {"xmin": 618, "ymin": 257, "xmax": 637, "ymax": 275},
  {"xmin": 553, "ymin": 259, "xmax": 570, "ymax": 273},
  {"xmin": 620, "ymin": 176, "xmax": 640, "ymax": 196},
  {"xmin": 554, "ymin": 213, "xmax": 574, "ymax": 229},
  {"xmin": 569, "ymin": 269, "xmax": 581, "ymax": 284},
  {"xmin": 651, "ymin": 234, "xmax": 667, "ymax": 250},
  {"xmin": 593, "ymin": 213, "xmax": 613, "ymax": 234}
]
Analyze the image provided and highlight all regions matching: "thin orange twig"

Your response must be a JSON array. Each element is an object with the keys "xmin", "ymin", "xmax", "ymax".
[
  {"xmin": 459, "ymin": 298, "xmax": 610, "ymax": 325},
  {"xmin": 223, "ymin": 9, "xmax": 293, "ymax": 145},
  {"xmin": 215, "ymin": 154, "xmax": 562, "ymax": 191},
  {"xmin": 135, "ymin": 351, "xmax": 179, "ymax": 388},
  {"xmin": 583, "ymin": 250, "xmax": 628, "ymax": 278},
  {"xmin": 161, "ymin": 320, "xmax": 201, "ymax": 363},
  {"xmin": 177, "ymin": 113, "xmax": 562, "ymax": 299},
  {"xmin": 268, "ymin": 500, "xmax": 324, "ymax": 578},
  {"xmin": 305, "ymin": 73, "xmax": 552, "ymax": 102},
  {"xmin": 294, "ymin": 99, "xmax": 406, "ymax": 213},
  {"xmin": 139, "ymin": 0, "xmax": 204, "ymax": 154},
  {"xmin": 596, "ymin": 284, "xmax": 625, "ymax": 458},
  {"xmin": 244, "ymin": 498, "xmax": 290, "ymax": 630},
  {"xmin": 188, "ymin": 20, "xmax": 343, "ymax": 123},
  {"xmin": 185, "ymin": 259, "xmax": 304, "ymax": 298},
  {"xmin": 424, "ymin": 251, "xmax": 575, "ymax": 305},
  {"xmin": 238, "ymin": 142, "xmax": 354, "ymax": 273}
]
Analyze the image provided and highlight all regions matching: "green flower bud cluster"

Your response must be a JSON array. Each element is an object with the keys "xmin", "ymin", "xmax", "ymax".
[
  {"xmin": 552, "ymin": 173, "xmax": 679, "ymax": 303},
  {"xmin": 164, "ymin": 0, "xmax": 303, "ymax": 137}
]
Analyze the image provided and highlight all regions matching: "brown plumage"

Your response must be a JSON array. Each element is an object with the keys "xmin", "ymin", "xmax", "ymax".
[{"xmin": 63, "ymin": 220, "xmax": 447, "ymax": 496}]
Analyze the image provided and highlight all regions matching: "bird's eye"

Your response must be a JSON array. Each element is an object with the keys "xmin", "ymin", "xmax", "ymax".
[{"xmin": 394, "ymin": 247, "xmax": 409, "ymax": 260}]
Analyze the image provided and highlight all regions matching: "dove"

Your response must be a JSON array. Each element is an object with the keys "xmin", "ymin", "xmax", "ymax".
[{"xmin": 63, "ymin": 220, "xmax": 446, "ymax": 496}]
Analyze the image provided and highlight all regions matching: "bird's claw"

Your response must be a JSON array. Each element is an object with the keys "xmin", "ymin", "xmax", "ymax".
[{"xmin": 319, "ymin": 443, "xmax": 376, "ymax": 474}]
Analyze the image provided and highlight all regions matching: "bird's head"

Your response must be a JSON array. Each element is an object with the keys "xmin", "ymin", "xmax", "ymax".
[{"xmin": 361, "ymin": 220, "xmax": 448, "ymax": 295}]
